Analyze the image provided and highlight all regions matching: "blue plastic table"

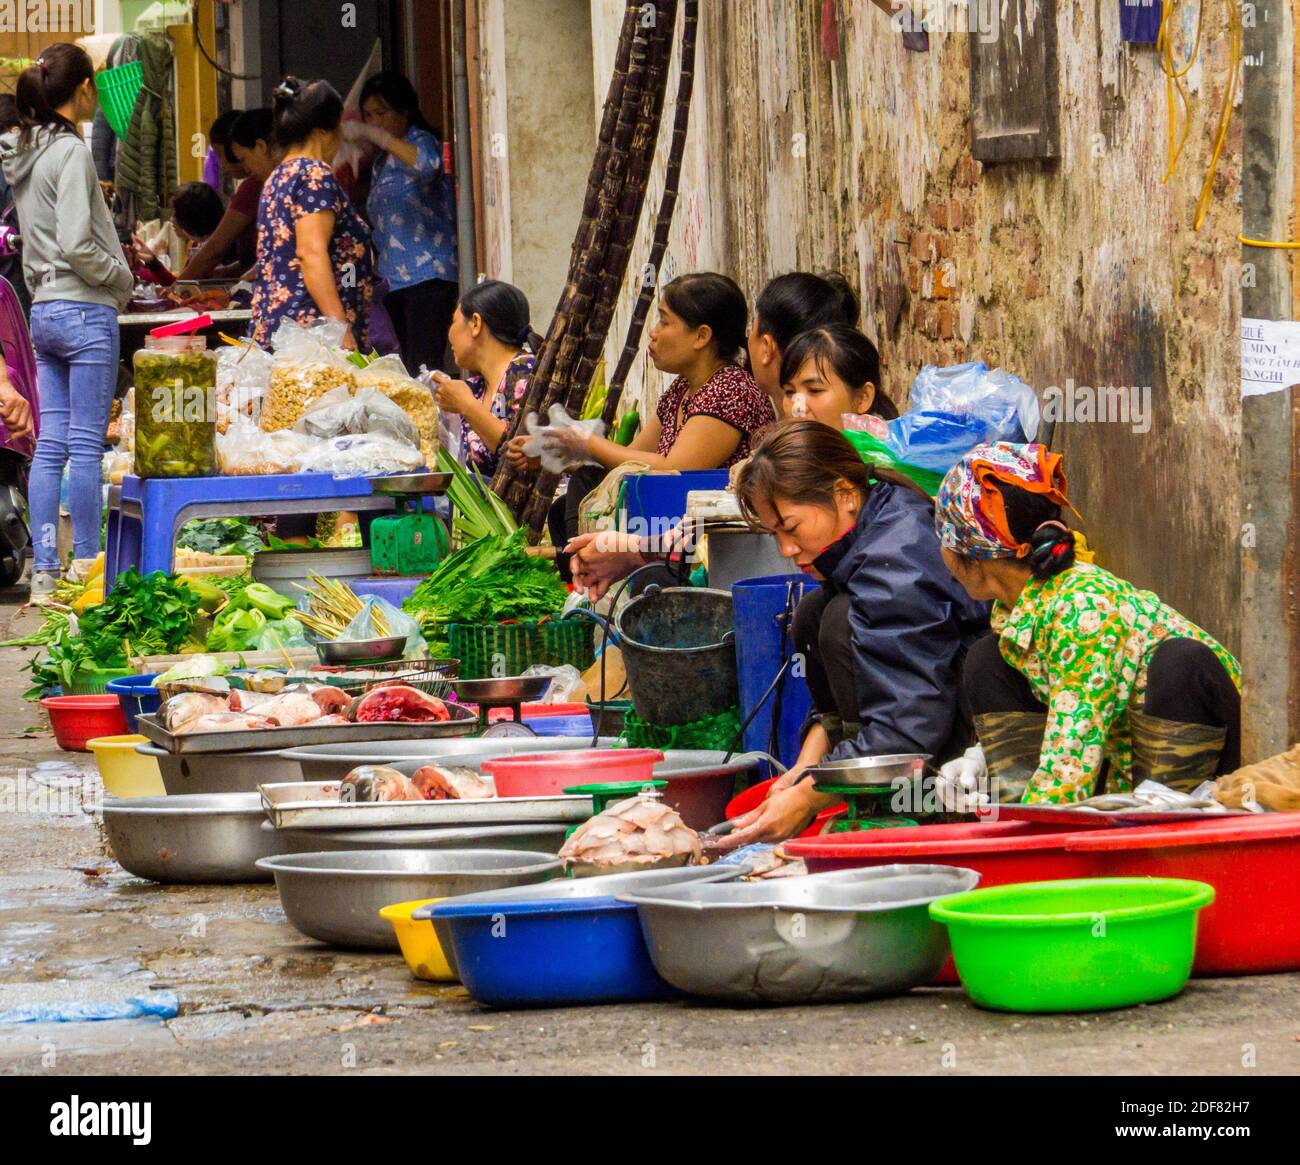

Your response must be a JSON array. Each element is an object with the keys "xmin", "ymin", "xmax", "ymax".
[{"xmin": 104, "ymin": 473, "xmax": 400, "ymax": 587}]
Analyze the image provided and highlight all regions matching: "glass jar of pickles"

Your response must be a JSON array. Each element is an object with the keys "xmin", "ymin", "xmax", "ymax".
[{"xmin": 133, "ymin": 335, "xmax": 218, "ymax": 478}]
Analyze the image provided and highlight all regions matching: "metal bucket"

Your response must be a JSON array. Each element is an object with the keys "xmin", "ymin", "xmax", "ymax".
[{"xmin": 615, "ymin": 587, "xmax": 737, "ymax": 727}]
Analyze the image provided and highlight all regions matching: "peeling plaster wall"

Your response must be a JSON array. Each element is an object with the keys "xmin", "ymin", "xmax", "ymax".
[
  {"xmin": 702, "ymin": 0, "xmax": 1243, "ymax": 647},
  {"xmin": 498, "ymin": 1, "xmax": 1240, "ymax": 646}
]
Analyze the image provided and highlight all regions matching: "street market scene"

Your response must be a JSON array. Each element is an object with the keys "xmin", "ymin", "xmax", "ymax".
[{"xmin": 0, "ymin": 0, "xmax": 1298, "ymax": 1102}]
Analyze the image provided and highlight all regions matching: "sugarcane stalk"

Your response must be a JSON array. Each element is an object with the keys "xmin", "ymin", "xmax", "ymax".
[{"xmin": 602, "ymin": 0, "xmax": 698, "ymax": 426}]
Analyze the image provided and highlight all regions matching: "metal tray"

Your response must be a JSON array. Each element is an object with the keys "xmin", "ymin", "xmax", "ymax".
[
  {"xmin": 260, "ymin": 780, "xmax": 594, "ymax": 830},
  {"xmin": 368, "ymin": 471, "xmax": 453, "ymax": 496},
  {"xmin": 135, "ymin": 702, "xmax": 477, "ymax": 755}
]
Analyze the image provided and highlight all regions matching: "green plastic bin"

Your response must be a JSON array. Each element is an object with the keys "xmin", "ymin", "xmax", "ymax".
[{"xmin": 929, "ymin": 877, "xmax": 1214, "ymax": 1014}]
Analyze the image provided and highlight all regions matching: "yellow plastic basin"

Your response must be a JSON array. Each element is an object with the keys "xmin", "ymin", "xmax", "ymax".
[
  {"xmin": 379, "ymin": 898, "xmax": 455, "ymax": 981},
  {"xmin": 87, "ymin": 734, "xmax": 165, "ymax": 798}
]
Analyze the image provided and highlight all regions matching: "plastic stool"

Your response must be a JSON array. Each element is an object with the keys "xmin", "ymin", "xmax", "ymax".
[{"xmin": 105, "ymin": 473, "xmax": 401, "ymax": 589}]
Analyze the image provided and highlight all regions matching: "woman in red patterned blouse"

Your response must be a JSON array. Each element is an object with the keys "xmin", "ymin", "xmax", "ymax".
[{"xmin": 541, "ymin": 272, "xmax": 776, "ymax": 473}]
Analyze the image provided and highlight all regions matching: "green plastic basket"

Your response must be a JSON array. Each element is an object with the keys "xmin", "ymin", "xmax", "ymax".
[
  {"xmin": 65, "ymin": 666, "xmax": 136, "ymax": 696},
  {"xmin": 447, "ymin": 618, "xmax": 595, "ymax": 680},
  {"xmin": 97, "ymin": 60, "xmax": 143, "ymax": 139}
]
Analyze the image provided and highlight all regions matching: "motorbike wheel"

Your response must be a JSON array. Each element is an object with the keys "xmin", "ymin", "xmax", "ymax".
[{"xmin": 0, "ymin": 552, "xmax": 23, "ymax": 588}]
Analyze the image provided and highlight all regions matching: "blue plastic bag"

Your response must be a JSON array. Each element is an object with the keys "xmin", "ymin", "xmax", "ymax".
[
  {"xmin": 0, "ymin": 990, "xmax": 180, "ymax": 1025},
  {"xmin": 884, "ymin": 363, "xmax": 1041, "ymax": 474}
]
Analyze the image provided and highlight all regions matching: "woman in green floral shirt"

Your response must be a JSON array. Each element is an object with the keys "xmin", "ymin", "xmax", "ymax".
[{"xmin": 933, "ymin": 442, "xmax": 1240, "ymax": 805}]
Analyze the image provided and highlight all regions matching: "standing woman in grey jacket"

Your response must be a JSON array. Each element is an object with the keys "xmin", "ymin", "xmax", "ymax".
[{"xmin": 0, "ymin": 44, "xmax": 133, "ymax": 595}]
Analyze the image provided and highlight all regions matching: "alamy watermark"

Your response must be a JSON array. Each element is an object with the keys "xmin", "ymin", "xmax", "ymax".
[
  {"xmin": 0, "ymin": 1, "xmax": 95, "ymax": 34},
  {"xmin": 1041, "ymin": 379, "xmax": 1152, "ymax": 435},
  {"xmin": 888, "ymin": 1, "xmax": 1001, "ymax": 43}
]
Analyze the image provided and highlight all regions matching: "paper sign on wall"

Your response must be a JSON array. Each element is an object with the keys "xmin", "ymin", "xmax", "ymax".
[{"xmin": 1242, "ymin": 317, "xmax": 1300, "ymax": 399}]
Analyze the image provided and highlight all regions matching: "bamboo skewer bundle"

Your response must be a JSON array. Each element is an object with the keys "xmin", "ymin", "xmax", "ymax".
[
  {"xmin": 294, "ymin": 574, "xmax": 391, "ymax": 640},
  {"xmin": 492, "ymin": 0, "xmax": 683, "ymax": 535}
]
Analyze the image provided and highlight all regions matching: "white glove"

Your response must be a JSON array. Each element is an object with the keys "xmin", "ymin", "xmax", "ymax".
[
  {"xmin": 342, "ymin": 120, "xmax": 392, "ymax": 149},
  {"xmin": 934, "ymin": 745, "xmax": 989, "ymax": 812},
  {"xmin": 521, "ymin": 404, "xmax": 605, "ymax": 473}
]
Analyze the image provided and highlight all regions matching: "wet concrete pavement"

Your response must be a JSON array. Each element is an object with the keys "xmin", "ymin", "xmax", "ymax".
[{"xmin": 1, "ymin": 590, "xmax": 1298, "ymax": 1076}]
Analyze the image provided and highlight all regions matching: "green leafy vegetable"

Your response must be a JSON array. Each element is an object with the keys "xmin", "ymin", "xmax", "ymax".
[
  {"xmin": 207, "ymin": 606, "xmax": 267, "ymax": 653},
  {"xmin": 76, "ymin": 568, "xmax": 202, "ymax": 663},
  {"xmin": 437, "ymin": 448, "xmax": 516, "ymax": 544},
  {"xmin": 177, "ymin": 518, "xmax": 268, "ymax": 558},
  {"xmin": 403, "ymin": 531, "xmax": 567, "ymax": 632}
]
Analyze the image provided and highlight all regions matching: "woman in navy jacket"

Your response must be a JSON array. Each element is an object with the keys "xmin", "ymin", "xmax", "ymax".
[{"xmin": 726, "ymin": 420, "xmax": 989, "ymax": 844}]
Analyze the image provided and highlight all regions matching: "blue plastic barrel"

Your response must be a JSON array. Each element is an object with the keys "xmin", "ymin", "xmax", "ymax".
[
  {"xmin": 731, "ymin": 575, "xmax": 816, "ymax": 768},
  {"xmin": 105, "ymin": 673, "xmax": 161, "ymax": 733}
]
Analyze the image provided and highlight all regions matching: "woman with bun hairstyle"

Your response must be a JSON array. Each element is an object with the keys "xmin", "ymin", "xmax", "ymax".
[
  {"xmin": 778, "ymin": 323, "xmax": 897, "ymax": 427},
  {"xmin": 748, "ymin": 271, "xmax": 860, "ymax": 410},
  {"xmin": 432, "ymin": 279, "xmax": 541, "ymax": 476},
  {"xmin": 251, "ymin": 77, "xmax": 374, "ymax": 349},
  {"xmin": 0, "ymin": 43, "xmax": 131, "ymax": 596},
  {"xmin": 934, "ymin": 443, "xmax": 1241, "ymax": 806}
]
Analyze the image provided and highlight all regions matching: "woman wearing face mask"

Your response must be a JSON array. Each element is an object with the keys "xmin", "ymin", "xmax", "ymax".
[
  {"xmin": 748, "ymin": 271, "xmax": 860, "ymax": 412},
  {"xmin": 432, "ymin": 279, "xmax": 541, "ymax": 476},
  {"xmin": 933, "ymin": 443, "xmax": 1241, "ymax": 806},
  {"xmin": 251, "ymin": 78, "xmax": 373, "ymax": 350},
  {"xmin": 348, "ymin": 71, "xmax": 458, "ymax": 375},
  {"xmin": 720, "ymin": 420, "xmax": 989, "ymax": 847},
  {"xmin": 779, "ymin": 324, "xmax": 898, "ymax": 427}
]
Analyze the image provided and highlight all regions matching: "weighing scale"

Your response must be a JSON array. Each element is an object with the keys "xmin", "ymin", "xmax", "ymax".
[
  {"xmin": 453, "ymin": 675, "xmax": 553, "ymax": 735},
  {"xmin": 812, "ymin": 781, "xmax": 922, "ymax": 832},
  {"xmin": 368, "ymin": 472, "xmax": 452, "ymax": 576}
]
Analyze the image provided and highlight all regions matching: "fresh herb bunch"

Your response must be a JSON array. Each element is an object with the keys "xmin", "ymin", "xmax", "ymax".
[
  {"xmin": 76, "ymin": 568, "xmax": 202, "ymax": 662},
  {"xmin": 403, "ymin": 530, "xmax": 567, "ymax": 631}
]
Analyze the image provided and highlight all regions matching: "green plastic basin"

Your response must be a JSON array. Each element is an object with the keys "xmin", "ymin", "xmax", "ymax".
[{"xmin": 929, "ymin": 877, "xmax": 1214, "ymax": 1013}]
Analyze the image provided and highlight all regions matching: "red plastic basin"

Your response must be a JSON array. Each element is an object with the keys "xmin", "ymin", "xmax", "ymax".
[
  {"xmin": 482, "ymin": 748, "xmax": 664, "ymax": 798},
  {"xmin": 787, "ymin": 824, "xmax": 1104, "ymax": 986},
  {"xmin": 40, "ymin": 695, "xmax": 130, "ymax": 753},
  {"xmin": 1066, "ymin": 814, "xmax": 1300, "ymax": 976}
]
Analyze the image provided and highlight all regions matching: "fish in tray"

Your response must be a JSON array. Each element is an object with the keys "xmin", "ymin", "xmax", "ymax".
[
  {"xmin": 353, "ymin": 684, "xmax": 450, "ymax": 723},
  {"xmin": 340, "ymin": 763, "xmax": 493, "ymax": 802},
  {"xmin": 159, "ymin": 680, "xmax": 452, "ymax": 735}
]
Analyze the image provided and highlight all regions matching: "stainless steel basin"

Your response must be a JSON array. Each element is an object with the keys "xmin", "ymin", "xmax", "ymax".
[
  {"xmin": 103, "ymin": 792, "xmax": 290, "ymax": 883},
  {"xmin": 620, "ymin": 864, "xmax": 980, "ymax": 1004},
  {"xmin": 255, "ymin": 848, "xmax": 562, "ymax": 950},
  {"xmin": 263, "ymin": 820, "xmax": 570, "ymax": 855}
]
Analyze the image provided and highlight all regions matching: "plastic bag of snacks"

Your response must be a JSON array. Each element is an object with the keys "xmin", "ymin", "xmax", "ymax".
[
  {"xmin": 216, "ymin": 341, "xmax": 273, "ymax": 431},
  {"xmin": 298, "ymin": 432, "xmax": 424, "ymax": 478},
  {"xmin": 355, "ymin": 354, "xmax": 438, "ymax": 468},
  {"xmin": 294, "ymin": 385, "xmax": 420, "ymax": 447},
  {"xmin": 218, "ymin": 419, "xmax": 316, "ymax": 475},
  {"xmin": 262, "ymin": 318, "xmax": 357, "ymax": 432}
]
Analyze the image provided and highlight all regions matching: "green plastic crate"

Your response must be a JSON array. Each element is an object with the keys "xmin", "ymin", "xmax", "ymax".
[
  {"xmin": 447, "ymin": 618, "xmax": 595, "ymax": 680},
  {"xmin": 97, "ymin": 60, "xmax": 143, "ymax": 139}
]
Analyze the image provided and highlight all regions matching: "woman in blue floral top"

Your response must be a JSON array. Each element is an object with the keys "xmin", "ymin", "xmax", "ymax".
[
  {"xmin": 432, "ymin": 280, "xmax": 540, "ymax": 476},
  {"xmin": 347, "ymin": 71, "xmax": 458, "ymax": 375},
  {"xmin": 251, "ymin": 78, "xmax": 374, "ymax": 350}
]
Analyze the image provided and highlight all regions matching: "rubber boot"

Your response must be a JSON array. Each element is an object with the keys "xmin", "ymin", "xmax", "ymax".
[
  {"xmin": 973, "ymin": 712, "xmax": 1047, "ymax": 803},
  {"xmin": 1129, "ymin": 711, "xmax": 1226, "ymax": 794}
]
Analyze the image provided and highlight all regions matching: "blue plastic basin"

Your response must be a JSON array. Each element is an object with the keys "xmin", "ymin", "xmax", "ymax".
[
  {"xmin": 421, "ymin": 864, "xmax": 745, "ymax": 1008},
  {"xmin": 430, "ymin": 896, "xmax": 675, "ymax": 1008},
  {"xmin": 105, "ymin": 673, "xmax": 160, "ymax": 733}
]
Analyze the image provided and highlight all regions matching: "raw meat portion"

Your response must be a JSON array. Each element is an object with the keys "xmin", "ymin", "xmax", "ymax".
[
  {"xmin": 310, "ymin": 686, "xmax": 355, "ymax": 715},
  {"xmin": 229, "ymin": 689, "xmax": 276, "ymax": 712},
  {"xmin": 340, "ymin": 765, "xmax": 421, "ymax": 802},
  {"xmin": 180, "ymin": 711, "xmax": 277, "ymax": 734},
  {"xmin": 559, "ymin": 794, "xmax": 701, "ymax": 870},
  {"xmin": 411, "ymin": 764, "xmax": 494, "ymax": 801},
  {"xmin": 353, "ymin": 684, "xmax": 450, "ymax": 723},
  {"xmin": 259, "ymin": 692, "xmax": 325, "ymax": 726},
  {"xmin": 161, "ymin": 692, "xmax": 230, "ymax": 732}
]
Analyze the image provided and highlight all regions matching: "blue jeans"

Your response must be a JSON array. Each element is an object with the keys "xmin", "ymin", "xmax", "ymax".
[{"xmin": 29, "ymin": 301, "xmax": 119, "ymax": 572}]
